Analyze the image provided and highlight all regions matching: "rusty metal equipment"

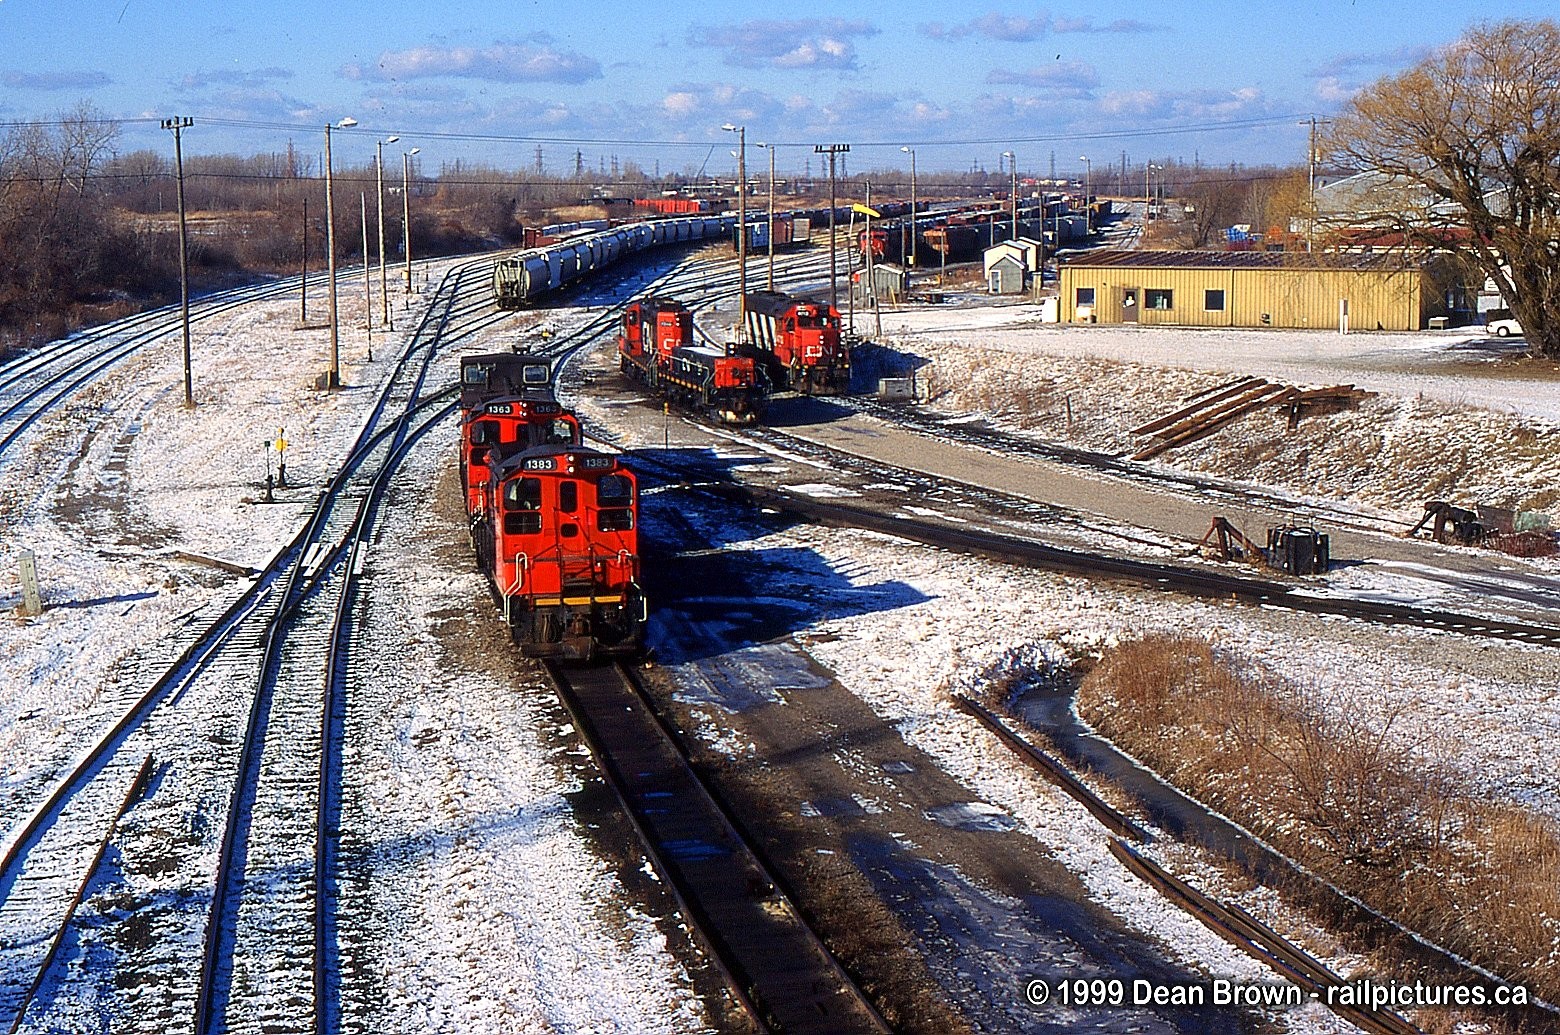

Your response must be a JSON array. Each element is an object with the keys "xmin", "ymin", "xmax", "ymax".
[
  {"xmin": 1199, "ymin": 515, "xmax": 1330, "ymax": 575},
  {"xmin": 1267, "ymin": 525, "xmax": 1330, "ymax": 575},
  {"xmin": 1405, "ymin": 500, "xmax": 1487, "ymax": 545},
  {"xmin": 1198, "ymin": 515, "xmax": 1267, "ymax": 563}
]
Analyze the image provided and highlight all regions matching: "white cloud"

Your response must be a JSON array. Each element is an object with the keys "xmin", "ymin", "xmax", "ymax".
[
  {"xmin": 688, "ymin": 18, "xmax": 878, "ymax": 71},
  {"xmin": 343, "ymin": 37, "xmax": 601, "ymax": 85}
]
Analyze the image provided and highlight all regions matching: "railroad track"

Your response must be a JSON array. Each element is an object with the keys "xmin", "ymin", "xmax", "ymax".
[
  {"xmin": 0, "ymin": 256, "xmax": 485, "ymax": 1034},
  {"xmin": 953, "ymin": 698, "xmax": 1560, "ymax": 1034},
  {"xmin": 542, "ymin": 660, "xmax": 891, "ymax": 1035},
  {"xmin": 679, "ymin": 447, "xmax": 1560, "ymax": 649}
]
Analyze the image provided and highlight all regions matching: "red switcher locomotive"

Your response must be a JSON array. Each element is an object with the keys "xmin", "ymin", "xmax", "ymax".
[
  {"xmin": 457, "ymin": 351, "xmax": 582, "ymax": 520},
  {"xmin": 741, "ymin": 290, "xmax": 849, "ymax": 394},
  {"xmin": 473, "ymin": 444, "xmax": 645, "ymax": 660},
  {"xmin": 460, "ymin": 396, "xmax": 581, "ymax": 520},
  {"xmin": 617, "ymin": 296, "xmax": 767, "ymax": 423}
]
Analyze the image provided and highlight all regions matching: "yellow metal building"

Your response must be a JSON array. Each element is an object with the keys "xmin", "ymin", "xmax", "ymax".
[{"xmin": 1058, "ymin": 250, "xmax": 1458, "ymax": 331}]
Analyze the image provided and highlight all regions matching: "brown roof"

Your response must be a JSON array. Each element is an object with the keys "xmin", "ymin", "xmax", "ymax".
[{"xmin": 1059, "ymin": 248, "xmax": 1427, "ymax": 271}]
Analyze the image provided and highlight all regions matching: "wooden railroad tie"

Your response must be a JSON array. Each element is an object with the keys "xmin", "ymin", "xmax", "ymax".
[{"xmin": 1131, "ymin": 380, "xmax": 1374, "ymax": 461}]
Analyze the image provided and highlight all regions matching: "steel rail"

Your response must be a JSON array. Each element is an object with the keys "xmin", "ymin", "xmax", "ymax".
[{"xmin": 543, "ymin": 660, "xmax": 892, "ymax": 1035}]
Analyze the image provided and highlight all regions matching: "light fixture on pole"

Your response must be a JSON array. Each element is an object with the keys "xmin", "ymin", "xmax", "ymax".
[
  {"xmin": 1002, "ymin": 150, "xmax": 1018, "ymax": 242},
  {"xmin": 376, "ymin": 135, "xmax": 398, "ymax": 327},
  {"xmin": 324, "ymin": 116, "xmax": 357, "ymax": 389},
  {"xmin": 722, "ymin": 123, "xmax": 746, "ymax": 344},
  {"xmin": 900, "ymin": 146, "xmax": 916, "ymax": 268},
  {"xmin": 756, "ymin": 142, "xmax": 776, "ymax": 292},
  {"xmin": 402, "ymin": 147, "xmax": 420, "ymax": 294},
  {"xmin": 1079, "ymin": 154, "xmax": 1092, "ymax": 234},
  {"xmin": 161, "ymin": 116, "xmax": 194, "ymax": 407}
]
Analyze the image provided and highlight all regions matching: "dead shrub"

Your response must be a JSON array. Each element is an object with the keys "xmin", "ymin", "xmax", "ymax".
[
  {"xmin": 1486, "ymin": 531, "xmax": 1558, "ymax": 557},
  {"xmin": 1078, "ymin": 635, "xmax": 1560, "ymax": 1003}
]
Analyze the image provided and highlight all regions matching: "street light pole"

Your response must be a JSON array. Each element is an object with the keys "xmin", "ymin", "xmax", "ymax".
[
  {"xmin": 723, "ymin": 123, "xmax": 746, "ymax": 344},
  {"xmin": 756, "ymin": 142, "xmax": 776, "ymax": 292},
  {"xmin": 161, "ymin": 116, "xmax": 194, "ymax": 408},
  {"xmin": 376, "ymin": 135, "xmax": 398, "ymax": 327},
  {"xmin": 402, "ymin": 147, "xmax": 420, "ymax": 294},
  {"xmin": 1003, "ymin": 150, "xmax": 1018, "ymax": 242},
  {"xmin": 900, "ymin": 145, "xmax": 916, "ymax": 268},
  {"xmin": 324, "ymin": 116, "xmax": 357, "ymax": 389},
  {"xmin": 1079, "ymin": 155, "xmax": 1092, "ymax": 234}
]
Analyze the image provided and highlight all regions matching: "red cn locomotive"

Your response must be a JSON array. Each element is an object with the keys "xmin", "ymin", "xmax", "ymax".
[
  {"xmin": 475, "ymin": 445, "xmax": 644, "ymax": 660},
  {"xmin": 742, "ymin": 290, "xmax": 848, "ymax": 394},
  {"xmin": 617, "ymin": 296, "xmax": 766, "ymax": 423},
  {"xmin": 460, "ymin": 396, "xmax": 581, "ymax": 519}
]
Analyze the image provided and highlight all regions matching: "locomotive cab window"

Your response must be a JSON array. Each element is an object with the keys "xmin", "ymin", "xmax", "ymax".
[
  {"xmin": 463, "ymin": 367, "xmax": 489, "ymax": 386},
  {"xmin": 469, "ymin": 420, "xmax": 498, "ymax": 445},
  {"xmin": 502, "ymin": 477, "xmax": 543, "ymax": 534},
  {"xmin": 558, "ymin": 481, "xmax": 578, "ymax": 513},
  {"xmin": 597, "ymin": 474, "xmax": 635, "ymax": 530}
]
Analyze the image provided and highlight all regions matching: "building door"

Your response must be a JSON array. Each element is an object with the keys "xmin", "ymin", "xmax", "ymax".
[{"xmin": 1121, "ymin": 288, "xmax": 1139, "ymax": 323}]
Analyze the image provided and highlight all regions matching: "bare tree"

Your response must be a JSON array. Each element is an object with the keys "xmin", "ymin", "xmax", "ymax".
[{"xmin": 1326, "ymin": 19, "xmax": 1560, "ymax": 356}]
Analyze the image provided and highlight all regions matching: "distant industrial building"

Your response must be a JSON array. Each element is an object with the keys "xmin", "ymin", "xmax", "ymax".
[{"xmin": 1058, "ymin": 249, "xmax": 1466, "ymax": 331}]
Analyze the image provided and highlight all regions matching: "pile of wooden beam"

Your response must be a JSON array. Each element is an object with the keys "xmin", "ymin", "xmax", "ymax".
[{"xmin": 1130, "ymin": 377, "xmax": 1373, "ymax": 460}]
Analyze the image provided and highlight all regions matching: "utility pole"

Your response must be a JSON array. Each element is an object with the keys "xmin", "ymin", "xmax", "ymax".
[
  {"xmin": 1299, "ymin": 116, "xmax": 1332, "ymax": 251},
  {"xmin": 323, "ymin": 117, "xmax": 357, "ymax": 389},
  {"xmin": 300, "ymin": 196, "xmax": 309, "ymax": 325},
  {"xmin": 161, "ymin": 117, "xmax": 194, "ymax": 407},
  {"xmin": 757, "ymin": 142, "xmax": 776, "ymax": 291},
  {"xmin": 815, "ymin": 143, "xmax": 850, "ymax": 312}
]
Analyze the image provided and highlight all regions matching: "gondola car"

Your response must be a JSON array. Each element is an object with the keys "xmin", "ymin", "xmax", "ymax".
[
  {"xmin": 617, "ymin": 296, "xmax": 766, "ymax": 423},
  {"xmin": 742, "ymin": 290, "xmax": 849, "ymax": 394},
  {"xmin": 475, "ymin": 444, "xmax": 644, "ymax": 660}
]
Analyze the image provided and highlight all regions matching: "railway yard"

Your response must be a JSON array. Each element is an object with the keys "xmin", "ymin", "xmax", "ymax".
[{"xmin": 2, "ymin": 236, "xmax": 1559, "ymax": 1035}]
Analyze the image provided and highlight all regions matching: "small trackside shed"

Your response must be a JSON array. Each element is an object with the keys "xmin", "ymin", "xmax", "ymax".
[{"xmin": 1058, "ymin": 249, "xmax": 1461, "ymax": 331}]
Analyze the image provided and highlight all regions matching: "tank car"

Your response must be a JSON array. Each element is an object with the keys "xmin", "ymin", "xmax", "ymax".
[
  {"xmin": 742, "ymin": 290, "xmax": 848, "ymax": 394},
  {"xmin": 475, "ymin": 444, "xmax": 644, "ymax": 660}
]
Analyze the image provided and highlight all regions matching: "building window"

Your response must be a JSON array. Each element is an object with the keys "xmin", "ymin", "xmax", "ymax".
[
  {"xmin": 1075, "ymin": 287, "xmax": 1095, "ymax": 307},
  {"xmin": 1204, "ymin": 289, "xmax": 1226, "ymax": 311},
  {"xmin": 1145, "ymin": 289, "xmax": 1173, "ymax": 310}
]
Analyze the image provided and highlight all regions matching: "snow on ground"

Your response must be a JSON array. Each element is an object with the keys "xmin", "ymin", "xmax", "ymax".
[
  {"xmin": 2, "ymin": 283, "xmax": 401, "ymax": 809},
  {"xmin": 877, "ymin": 300, "xmax": 1560, "ymax": 421},
  {"xmin": 341, "ymin": 433, "xmax": 709, "ymax": 1035},
  {"xmin": 0, "ymin": 262, "xmax": 711, "ymax": 1033},
  {"xmin": 865, "ymin": 302, "xmax": 1560, "ymax": 522}
]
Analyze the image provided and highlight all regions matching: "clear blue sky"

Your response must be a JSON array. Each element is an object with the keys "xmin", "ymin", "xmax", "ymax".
[{"xmin": 2, "ymin": 1, "xmax": 1553, "ymax": 181}]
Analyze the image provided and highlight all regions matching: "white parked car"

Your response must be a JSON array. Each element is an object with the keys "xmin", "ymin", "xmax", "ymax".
[{"xmin": 1485, "ymin": 311, "xmax": 1524, "ymax": 337}]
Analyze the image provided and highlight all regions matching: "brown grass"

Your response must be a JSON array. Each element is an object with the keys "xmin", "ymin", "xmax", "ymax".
[{"xmin": 1076, "ymin": 635, "xmax": 1560, "ymax": 1003}]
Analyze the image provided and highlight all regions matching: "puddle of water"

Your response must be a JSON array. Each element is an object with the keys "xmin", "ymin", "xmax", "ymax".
[{"xmin": 924, "ymin": 801, "xmax": 1017, "ymax": 833}]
